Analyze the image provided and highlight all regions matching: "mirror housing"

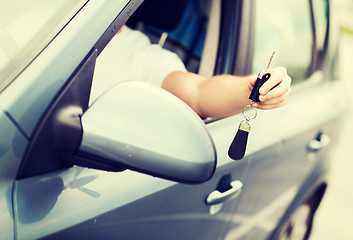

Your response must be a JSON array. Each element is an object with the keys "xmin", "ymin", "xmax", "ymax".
[{"xmin": 78, "ymin": 81, "xmax": 216, "ymax": 183}]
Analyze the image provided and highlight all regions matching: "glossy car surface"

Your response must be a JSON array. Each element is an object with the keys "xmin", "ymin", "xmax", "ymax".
[{"xmin": 0, "ymin": 0, "xmax": 346, "ymax": 239}]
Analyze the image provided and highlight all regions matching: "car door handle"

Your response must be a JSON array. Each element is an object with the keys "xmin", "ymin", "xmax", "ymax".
[
  {"xmin": 206, "ymin": 180, "xmax": 243, "ymax": 205},
  {"xmin": 307, "ymin": 134, "xmax": 330, "ymax": 151}
]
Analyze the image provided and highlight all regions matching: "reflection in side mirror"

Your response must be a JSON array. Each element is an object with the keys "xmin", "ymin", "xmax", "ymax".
[{"xmin": 78, "ymin": 81, "xmax": 216, "ymax": 183}]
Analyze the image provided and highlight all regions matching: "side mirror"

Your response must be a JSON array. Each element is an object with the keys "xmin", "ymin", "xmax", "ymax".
[{"xmin": 77, "ymin": 81, "xmax": 216, "ymax": 183}]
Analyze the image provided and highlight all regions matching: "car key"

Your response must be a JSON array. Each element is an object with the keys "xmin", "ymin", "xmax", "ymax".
[
  {"xmin": 249, "ymin": 51, "xmax": 275, "ymax": 102},
  {"xmin": 228, "ymin": 52, "xmax": 275, "ymax": 160}
]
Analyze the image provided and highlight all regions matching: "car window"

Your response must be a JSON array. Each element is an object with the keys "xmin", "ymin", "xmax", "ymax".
[
  {"xmin": 0, "ymin": 0, "xmax": 86, "ymax": 92},
  {"xmin": 252, "ymin": 0, "xmax": 313, "ymax": 84},
  {"xmin": 127, "ymin": 0, "xmax": 211, "ymax": 74}
]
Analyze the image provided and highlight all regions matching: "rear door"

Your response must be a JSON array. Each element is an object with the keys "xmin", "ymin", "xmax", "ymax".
[{"xmin": 220, "ymin": 0, "xmax": 346, "ymax": 239}]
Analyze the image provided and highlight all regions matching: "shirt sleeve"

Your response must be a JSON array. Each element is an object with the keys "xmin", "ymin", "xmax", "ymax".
[
  {"xmin": 90, "ymin": 27, "xmax": 186, "ymax": 104},
  {"xmin": 128, "ymin": 28, "xmax": 187, "ymax": 87}
]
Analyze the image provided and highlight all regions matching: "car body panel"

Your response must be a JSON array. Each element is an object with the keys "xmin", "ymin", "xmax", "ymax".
[
  {"xmin": 0, "ymin": 110, "xmax": 28, "ymax": 240},
  {"xmin": 31, "ymin": 162, "xmax": 249, "ymax": 240},
  {"xmin": 14, "ymin": 167, "xmax": 177, "ymax": 239}
]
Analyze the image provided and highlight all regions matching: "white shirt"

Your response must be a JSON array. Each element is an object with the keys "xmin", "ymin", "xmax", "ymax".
[{"xmin": 89, "ymin": 27, "xmax": 187, "ymax": 104}]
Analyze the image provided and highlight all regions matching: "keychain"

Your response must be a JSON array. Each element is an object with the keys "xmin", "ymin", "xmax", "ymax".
[{"xmin": 228, "ymin": 51, "xmax": 275, "ymax": 160}]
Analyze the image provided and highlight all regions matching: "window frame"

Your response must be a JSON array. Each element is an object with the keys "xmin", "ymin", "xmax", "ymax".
[
  {"xmin": 214, "ymin": 0, "xmax": 245, "ymax": 76},
  {"xmin": 310, "ymin": 0, "xmax": 330, "ymax": 72}
]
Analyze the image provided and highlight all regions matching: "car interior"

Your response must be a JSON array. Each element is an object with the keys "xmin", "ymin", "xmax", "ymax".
[{"xmin": 126, "ymin": 0, "xmax": 213, "ymax": 74}]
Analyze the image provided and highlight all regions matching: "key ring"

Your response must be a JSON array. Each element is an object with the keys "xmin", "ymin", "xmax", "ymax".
[{"xmin": 242, "ymin": 101, "xmax": 257, "ymax": 121}]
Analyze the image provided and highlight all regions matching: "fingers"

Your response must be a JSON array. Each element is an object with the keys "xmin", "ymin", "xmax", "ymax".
[
  {"xmin": 254, "ymin": 91, "xmax": 290, "ymax": 110},
  {"xmin": 259, "ymin": 67, "xmax": 289, "ymax": 95},
  {"xmin": 262, "ymin": 75, "xmax": 291, "ymax": 101},
  {"xmin": 254, "ymin": 66, "xmax": 292, "ymax": 110}
]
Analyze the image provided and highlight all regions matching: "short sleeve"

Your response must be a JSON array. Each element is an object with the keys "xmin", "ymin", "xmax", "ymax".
[
  {"xmin": 128, "ymin": 29, "xmax": 187, "ymax": 87},
  {"xmin": 90, "ymin": 27, "xmax": 186, "ymax": 104}
]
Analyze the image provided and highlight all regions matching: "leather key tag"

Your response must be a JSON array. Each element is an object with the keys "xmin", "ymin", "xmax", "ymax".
[{"xmin": 228, "ymin": 120, "xmax": 251, "ymax": 160}]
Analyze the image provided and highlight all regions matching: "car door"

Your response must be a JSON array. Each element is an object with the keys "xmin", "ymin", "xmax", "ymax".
[
  {"xmin": 0, "ymin": 0, "xmax": 250, "ymax": 240},
  {"xmin": 29, "ymin": 1, "xmax": 251, "ymax": 239},
  {"xmin": 0, "ymin": 111, "xmax": 27, "ymax": 240},
  {"xmin": 219, "ymin": 0, "xmax": 346, "ymax": 239}
]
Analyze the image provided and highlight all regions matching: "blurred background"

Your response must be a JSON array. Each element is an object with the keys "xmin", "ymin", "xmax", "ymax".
[{"xmin": 310, "ymin": 0, "xmax": 353, "ymax": 239}]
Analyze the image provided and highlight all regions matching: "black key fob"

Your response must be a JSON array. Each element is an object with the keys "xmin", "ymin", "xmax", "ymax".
[
  {"xmin": 249, "ymin": 72, "xmax": 271, "ymax": 102},
  {"xmin": 228, "ymin": 120, "xmax": 251, "ymax": 160}
]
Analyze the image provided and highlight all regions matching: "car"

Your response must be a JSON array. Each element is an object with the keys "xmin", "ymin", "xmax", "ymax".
[{"xmin": 0, "ymin": 0, "xmax": 346, "ymax": 239}]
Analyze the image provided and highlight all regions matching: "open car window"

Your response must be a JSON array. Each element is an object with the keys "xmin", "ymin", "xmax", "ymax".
[{"xmin": 126, "ymin": 0, "xmax": 212, "ymax": 74}]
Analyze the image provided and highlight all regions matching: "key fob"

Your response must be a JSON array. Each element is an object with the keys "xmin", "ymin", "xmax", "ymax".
[
  {"xmin": 249, "ymin": 72, "xmax": 271, "ymax": 102},
  {"xmin": 228, "ymin": 120, "xmax": 251, "ymax": 160}
]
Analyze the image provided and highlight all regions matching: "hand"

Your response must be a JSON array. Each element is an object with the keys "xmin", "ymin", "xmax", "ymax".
[{"xmin": 249, "ymin": 66, "xmax": 292, "ymax": 110}]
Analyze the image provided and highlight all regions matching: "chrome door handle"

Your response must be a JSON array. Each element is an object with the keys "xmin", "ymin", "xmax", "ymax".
[
  {"xmin": 206, "ymin": 180, "xmax": 243, "ymax": 205},
  {"xmin": 307, "ymin": 134, "xmax": 330, "ymax": 151}
]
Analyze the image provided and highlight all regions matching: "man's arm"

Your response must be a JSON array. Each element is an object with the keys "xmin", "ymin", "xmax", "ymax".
[{"xmin": 162, "ymin": 67, "xmax": 291, "ymax": 118}]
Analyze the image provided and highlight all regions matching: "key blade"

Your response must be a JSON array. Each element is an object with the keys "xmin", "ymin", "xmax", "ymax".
[{"xmin": 264, "ymin": 51, "xmax": 276, "ymax": 72}]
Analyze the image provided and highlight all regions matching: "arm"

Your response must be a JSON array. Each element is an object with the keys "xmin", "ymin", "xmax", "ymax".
[{"xmin": 162, "ymin": 67, "xmax": 291, "ymax": 118}]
